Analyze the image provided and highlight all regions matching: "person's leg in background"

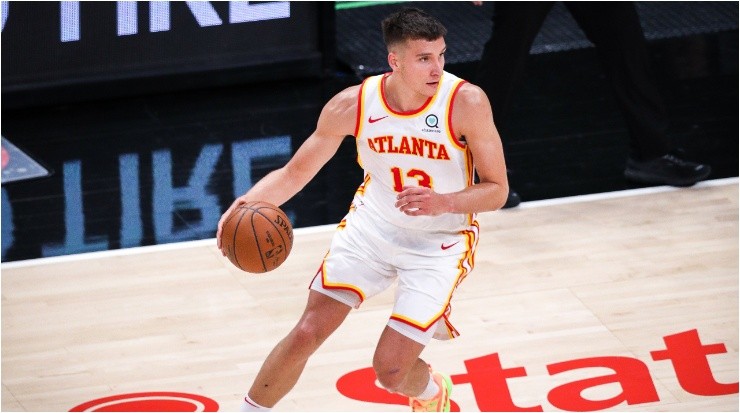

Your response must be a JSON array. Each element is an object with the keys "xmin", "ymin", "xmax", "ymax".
[
  {"xmin": 566, "ymin": 1, "xmax": 711, "ymax": 186},
  {"xmin": 475, "ymin": 2, "xmax": 555, "ymax": 207}
]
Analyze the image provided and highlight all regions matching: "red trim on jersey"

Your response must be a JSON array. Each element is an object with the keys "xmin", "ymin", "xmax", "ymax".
[
  {"xmin": 380, "ymin": 73, "xmax": 434, "ymax": 116},
  {"xmin": 389, "ymin": 312, "xmax": 458, "ymax": 339},
  {"xmin": 354, "ymin": 77, "xmax": 371, "ymax": 137},
  {"xmin": 443, "ymin": 315, "xmax": 459, "ymax": 338},
  {"xmin": 447, "ymin": 80, "xmax": 468, "ymax": 149},
  {"xmin": 389, "ymin": 314, "xmax": 440, "ymax": 332},
  {"xmin": 309, "ymin": 264, "xmax": 323, "ymax": 290},
  {"xmin": 315, "ymin": 260, "xmax": 366, "ymax": 304}
]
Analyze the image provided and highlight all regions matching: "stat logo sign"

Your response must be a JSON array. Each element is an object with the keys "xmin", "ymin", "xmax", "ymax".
[{"xmin": 336, "ymin": 329, "xmax": 738, "ymax": 411}]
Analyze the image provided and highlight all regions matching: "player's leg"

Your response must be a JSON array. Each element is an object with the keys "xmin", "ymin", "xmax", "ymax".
[
  {"xmin": 244, "ymin": 289, "xmax": 352, "ymax": 409},
  {"xmin": 373, "ymin": 325, "xmax": 429, "ymax": 395},
  {"xmin": 375, "ymin": 228, "xmax": 476, "ymax": 411},
  {"xmin": 373, "ymin": 324, "xmax": 452, "ymax": 412}
]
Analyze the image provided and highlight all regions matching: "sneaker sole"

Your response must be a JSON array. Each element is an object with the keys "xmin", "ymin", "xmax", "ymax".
[
  {"xmin": 439, "ymin": 373, "xmax": 453, "ymax": 412},
  {"xmin": 624, "ymin": 168, "xmax": 711, "ymax": 187}
]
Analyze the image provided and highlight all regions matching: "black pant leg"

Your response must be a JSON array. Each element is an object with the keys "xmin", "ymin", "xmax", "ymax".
[
  {"xmin": 475, "ymin": 2, "xmax": 554, "ymax": 133},
  {"xmin": 565, "ymin": 1, "xmax": 671, "ymax": 160}
]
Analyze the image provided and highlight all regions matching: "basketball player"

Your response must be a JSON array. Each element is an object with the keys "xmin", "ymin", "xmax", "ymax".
[{"xmin": 217, "ymin": 8, "xmax": 508, "ymax": 411}]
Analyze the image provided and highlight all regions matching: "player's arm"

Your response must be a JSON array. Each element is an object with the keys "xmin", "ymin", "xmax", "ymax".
[
  {"xmin": 396, "ymin": 83, "xmax": 509, "ymax": 215},
  {"xmin": 217, "ymin": 85, "xmax": 359, "ymax": 250},
  {"xmin": 449, "ymin": 82, "xmax": 509, "ymax": 211}
]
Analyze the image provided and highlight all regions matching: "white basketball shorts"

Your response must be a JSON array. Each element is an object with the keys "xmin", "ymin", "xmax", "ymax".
[{"xmin": 309, "ymin": 202, "xmax": 479, "ymax": 344}]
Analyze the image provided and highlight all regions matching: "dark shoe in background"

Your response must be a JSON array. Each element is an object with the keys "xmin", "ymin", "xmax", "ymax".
[
  {"xmin": 501, "ymin": 168, "xmax": 522, "ymax": 209},
  {"xmin": 624, "ymin": 154, "xmax": 711, "ymax": 187},
  {"xmin": 503, "ymin": 190, "xmax": 521, "ymax": 209}
]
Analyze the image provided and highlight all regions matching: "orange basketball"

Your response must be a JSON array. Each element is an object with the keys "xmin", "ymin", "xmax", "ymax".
[{"xmin": 220, "ymin": 201, "xmax": 293, "ymax": 273}]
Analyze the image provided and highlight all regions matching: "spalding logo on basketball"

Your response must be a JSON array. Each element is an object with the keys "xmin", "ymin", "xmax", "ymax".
[{"xmin": 220, "ymin": 201, "xmax": 294, "ymax": 273}]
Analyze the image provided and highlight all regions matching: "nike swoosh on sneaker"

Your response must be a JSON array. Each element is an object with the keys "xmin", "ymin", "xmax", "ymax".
[
  {"xmin": 368, "ymin": 115, "xmax": 388, "ymax": 123},
  {"xmin": 441, "ymin": 241, "xmax": 459, "ymax": 250}
]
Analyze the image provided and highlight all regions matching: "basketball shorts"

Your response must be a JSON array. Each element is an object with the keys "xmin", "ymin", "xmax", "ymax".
[{"xmin": 309, "ymin": 203, "xmax": 479, "ymax": 345}]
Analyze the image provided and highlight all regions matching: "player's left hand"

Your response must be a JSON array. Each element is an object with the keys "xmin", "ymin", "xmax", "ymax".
[{"xmin": 395, "ymin": 186, "xmax": 452, "ymax": 216}]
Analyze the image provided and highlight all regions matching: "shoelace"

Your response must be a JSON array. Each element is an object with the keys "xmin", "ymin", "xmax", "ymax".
[
  {"xmin": 410, "ymin": 398, "xmax": 440, "ymax": 411},
  {"xmin": 662, "ymin": 154, "xmax": 693, "ymax": 167}
]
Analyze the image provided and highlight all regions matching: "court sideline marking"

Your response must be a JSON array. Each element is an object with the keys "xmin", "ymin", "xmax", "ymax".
[{"xmin": 2, "ymin": 177, "xmax": 736, "ymax": 270}]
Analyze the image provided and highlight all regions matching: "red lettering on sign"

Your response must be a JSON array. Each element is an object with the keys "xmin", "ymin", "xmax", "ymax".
[
  {"xmin": 547, "ymin": 356, "xmax": 659, "ymax": 411},
  {"xmin": 456, "ymin": 353, "xmax": 542, "ymax": 411},
  {"xmin": 334, "ymin": 330, "xmax": 737, "ymax": 411},
  {"xmin": 651, "ymin": 329, "xmax": 739, "ymax": 396}
]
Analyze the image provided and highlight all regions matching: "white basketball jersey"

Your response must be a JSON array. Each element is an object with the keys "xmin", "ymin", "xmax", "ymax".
[{"xmin": 353, "ymin": 71, "xmax": 476, "ymax": 232}]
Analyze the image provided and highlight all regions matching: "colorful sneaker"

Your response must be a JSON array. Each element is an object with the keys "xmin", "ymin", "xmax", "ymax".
[{"xmin": 409, "ymin": 370, "xmax": 452, "ymax": 412}]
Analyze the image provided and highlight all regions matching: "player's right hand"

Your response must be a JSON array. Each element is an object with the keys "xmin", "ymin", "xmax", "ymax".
[{"xmin": 216, "ymin": 196, "xmax": 249, "ymax": 254}]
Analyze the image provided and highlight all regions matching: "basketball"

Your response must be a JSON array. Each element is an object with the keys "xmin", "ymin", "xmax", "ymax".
[{"xmin": 220, "ymin": 201, "xmax": 293, "ymax": 273}]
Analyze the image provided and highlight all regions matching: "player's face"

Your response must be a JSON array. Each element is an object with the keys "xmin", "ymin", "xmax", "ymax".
[{"xmin": 390, "ymin": 37, "xmax": 446, "ymax": 97}]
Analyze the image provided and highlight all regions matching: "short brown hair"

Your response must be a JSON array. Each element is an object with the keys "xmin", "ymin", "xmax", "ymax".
[{"xmin": 381, "ymin": 7, "xmax": 447, "ymax": 50}]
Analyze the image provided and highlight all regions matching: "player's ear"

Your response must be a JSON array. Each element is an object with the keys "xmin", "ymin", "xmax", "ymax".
[{"xmin": 388, "ymin": 52, "xmax": 399, "ymax": 70}]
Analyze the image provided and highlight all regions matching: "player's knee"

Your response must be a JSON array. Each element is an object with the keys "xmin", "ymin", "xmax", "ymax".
[
  {"xmin": 288, "ymin": 320, "xmax": 325, "ymax": 355},
  {"xmin": 372, "ymin": 358, "xmax": 406, "ymax": 393}
]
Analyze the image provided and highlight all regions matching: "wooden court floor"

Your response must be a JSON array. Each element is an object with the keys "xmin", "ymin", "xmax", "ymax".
[{"xmin": 2, "ymin": 179, "xmax": 738, "ymax": 412}]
